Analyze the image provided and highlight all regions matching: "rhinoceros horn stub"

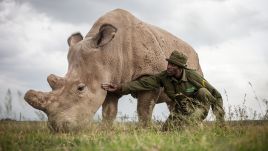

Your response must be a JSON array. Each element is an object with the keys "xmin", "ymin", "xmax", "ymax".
[
  {"xmin": 24, "ymin": 90, "xmax": 50, "ymax": 112},
  {"xmin": 47, "ymin": 74, "xmax": 65, "ymax": 90}
]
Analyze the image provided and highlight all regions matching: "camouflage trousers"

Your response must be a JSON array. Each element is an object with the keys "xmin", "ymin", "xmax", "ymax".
[{"xmin": 162, "ymin": 88, "xmax": 219, "ymax": 131}]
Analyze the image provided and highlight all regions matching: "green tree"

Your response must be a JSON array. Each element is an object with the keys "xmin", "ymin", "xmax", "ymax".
[
  {"xmin": 0, "ymin": 102, "xmax": 3, "ymax": 118},
  {"xmin": 4, "ymin": 89, "xmax": 12, "ymax": 119}
]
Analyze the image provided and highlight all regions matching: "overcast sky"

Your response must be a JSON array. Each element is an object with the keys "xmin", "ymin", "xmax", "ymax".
[{"xmin": 0, "ymin": 0, "xmax": 267, "ymax": 120}]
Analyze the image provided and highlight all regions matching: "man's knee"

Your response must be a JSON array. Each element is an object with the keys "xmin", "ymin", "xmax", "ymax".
[
  {"xmin": 196, "ymin": 88, "xmax": 210, "ymax": 98},
  {"xmin": 195, "ymin": 88, "xmax": 215, "ymax": 106}
]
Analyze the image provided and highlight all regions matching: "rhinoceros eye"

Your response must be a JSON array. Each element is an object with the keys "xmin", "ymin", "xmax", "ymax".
[{"xmin": 77, "ymin": 83, "xmax": 86, "ymax": 91}]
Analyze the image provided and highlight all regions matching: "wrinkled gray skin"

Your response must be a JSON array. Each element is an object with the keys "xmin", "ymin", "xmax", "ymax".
[{"xmin": 24, "ymin": 9, "xmax": 203, "ymax": 132}]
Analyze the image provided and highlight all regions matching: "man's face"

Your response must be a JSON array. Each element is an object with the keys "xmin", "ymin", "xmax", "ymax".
[{"xmin": 167, "ymin": 62, "xmax": 182, "ymax": 76}]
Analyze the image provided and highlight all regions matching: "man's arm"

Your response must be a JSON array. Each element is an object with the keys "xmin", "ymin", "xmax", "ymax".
[
  {"xmin": 121, "ymin": 74, "xmax": 162, "ymax": 94},
  {"xmin": 102, "ymin": 73, "xmax": 163, "ymax": 94}
]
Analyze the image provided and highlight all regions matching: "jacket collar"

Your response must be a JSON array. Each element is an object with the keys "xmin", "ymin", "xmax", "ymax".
[{"xmin": 170, "ymin": 69, "xmax": 188, "ymax": 83}]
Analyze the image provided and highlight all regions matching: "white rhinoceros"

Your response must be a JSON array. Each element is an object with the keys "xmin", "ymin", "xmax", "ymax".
[{"xmin": 24, "ymin": 9, "xmax": 203, "ymax": 132}]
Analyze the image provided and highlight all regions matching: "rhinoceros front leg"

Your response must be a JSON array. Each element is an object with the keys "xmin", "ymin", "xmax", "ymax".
[
  {"xmin": 136, "ymin": 90, "xmax": 161, "ymax": 126},
  {"xmin": 102, "ymin": 93, "xmax": 119, "ymax": 124}
]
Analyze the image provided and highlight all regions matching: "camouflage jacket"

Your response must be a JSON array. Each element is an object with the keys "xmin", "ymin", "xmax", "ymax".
[
  {"xmin": 121, "ymin": 69, "xmax": 224, "ymax": 119},
  {"xmin": 122, "ymin": 69, "xmax": 222, "ymax": 98}
]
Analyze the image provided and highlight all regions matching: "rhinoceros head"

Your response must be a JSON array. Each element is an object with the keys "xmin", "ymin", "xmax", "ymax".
[{"xmin": 24, "ymin": 15, "xmax": 120, "ymax": 132}]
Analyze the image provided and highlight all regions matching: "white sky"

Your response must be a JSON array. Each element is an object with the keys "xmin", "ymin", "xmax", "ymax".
[{"xmin": 0, "ymin": 0, "xmax": 267, "ymax": 121}]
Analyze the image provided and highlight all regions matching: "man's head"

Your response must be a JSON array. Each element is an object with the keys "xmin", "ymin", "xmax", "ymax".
[{"xmin": 166, "ymin": 51, "xmax": 188, "ymax": 77}]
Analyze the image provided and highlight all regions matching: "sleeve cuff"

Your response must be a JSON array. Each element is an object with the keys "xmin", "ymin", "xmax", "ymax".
[{"xmin": 121, "ymin": 83, "xmax": 131, "ymax": 94}]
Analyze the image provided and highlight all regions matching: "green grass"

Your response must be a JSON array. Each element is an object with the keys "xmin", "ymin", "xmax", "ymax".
[{"xmin": 0, "ymin": 121, "xmax": 268, "ymax": 151}]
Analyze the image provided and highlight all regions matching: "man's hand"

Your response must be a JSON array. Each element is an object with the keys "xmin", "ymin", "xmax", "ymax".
[{"xmin": 101, "ymin": 83, "xmax": 121, "ymax": 92}]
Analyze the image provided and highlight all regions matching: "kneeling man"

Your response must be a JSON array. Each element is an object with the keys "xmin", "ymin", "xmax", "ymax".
[{"xmin": 102, "ymin": 50, "xmax": 225, "ymax": 130}]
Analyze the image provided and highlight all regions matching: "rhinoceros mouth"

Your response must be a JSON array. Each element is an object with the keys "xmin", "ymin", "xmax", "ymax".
[
  {"xmin": 47, "ymin": 118, "xmax": 90, "ymax": 133},
  {"xmin": 48, "ymin": 120, "xmax": 72, "ymax": 132}
]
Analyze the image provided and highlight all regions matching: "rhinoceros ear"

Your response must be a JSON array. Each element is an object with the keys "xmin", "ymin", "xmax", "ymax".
[
  {"xmin": 67, "ymin": 32, "xmax": 83, "ymax": 47},
  {"xmin": 91, "ymin": 24, "xmax": 117, "ymax": 48}
]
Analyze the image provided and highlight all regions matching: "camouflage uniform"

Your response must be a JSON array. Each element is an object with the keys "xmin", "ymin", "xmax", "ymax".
[{"xmin": 121, "ymin": 51, "xmax": 225, "ymax": 130}]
